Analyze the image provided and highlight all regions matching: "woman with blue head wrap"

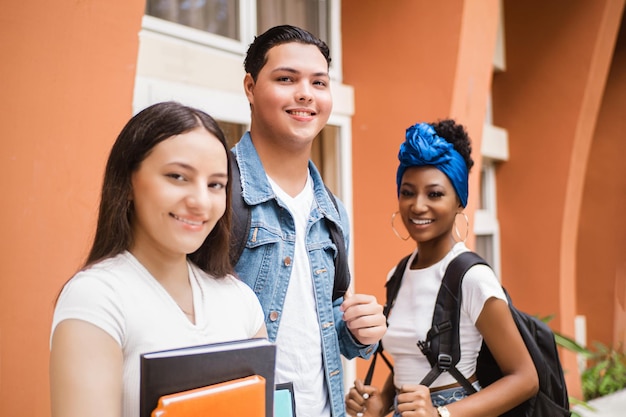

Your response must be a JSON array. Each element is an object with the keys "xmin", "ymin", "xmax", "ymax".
[
  {"xmin": 346, "ymin": 120, "xmax": 538, "ymax": 417},
  {"xmin": 396, "ymin": 122, "xmax": 470, "ymax": 207}
]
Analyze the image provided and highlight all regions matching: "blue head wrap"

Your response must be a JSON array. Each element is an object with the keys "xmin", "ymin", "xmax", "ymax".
[{"xmin": 396, "ymin": 122, "xmax": 469, "ymax": 207}]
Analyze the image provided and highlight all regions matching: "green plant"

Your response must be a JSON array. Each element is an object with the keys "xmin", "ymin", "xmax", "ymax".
[
  {"xmin": 548, "ymin": 318, "xmax": 626, "ymax": 414},
  {"xmin": 581, "ymin": 342, "xmax": 626, "ymax": 401}
]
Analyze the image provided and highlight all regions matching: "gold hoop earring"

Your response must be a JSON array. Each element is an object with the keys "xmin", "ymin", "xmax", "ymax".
[
  {"xmin": 391, "ymin": 211, "xmax": 410, "ymax": 241},
  {"xmin": 454, "ymin": 212, "xmax": 470, "ymax": 243}
]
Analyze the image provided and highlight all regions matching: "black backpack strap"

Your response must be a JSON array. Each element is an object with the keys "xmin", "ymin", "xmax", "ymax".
[
  {"xmin": 383, "ymin": 254, "xmax": 411, "ymax": 318},
  {"xmin": 418, "ymin": 252, "xmax": 488, "ymax": 394},
  {"xmin": 229, "ymin": 152, "xmax": 349, "ymax": 301},
  {"xmin": 363, "ymin": 254, "xmax": 412, "ymax": 385},
  {"xmin": 324, "ymin": 188, "xmax": 351, "ymax": 301},
  {"xmin": 363, "ymin": 346, "xmax": 394, "ymax": 386},
  {"xmin": 229, "ymin": 153, "xmax": 251, "ymax": 267}
]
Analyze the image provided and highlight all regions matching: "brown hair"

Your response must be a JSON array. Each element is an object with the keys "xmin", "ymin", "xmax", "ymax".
[{"xmin": 85, "ymin": 101, "xmax": 233, "ymax": 277}]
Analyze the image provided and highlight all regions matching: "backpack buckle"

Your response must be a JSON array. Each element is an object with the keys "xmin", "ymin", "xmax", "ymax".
[
  {"xmin": 417, "ymin": 340, "xmax": 431, "ymax": 356},
  {"xmin": 434, "ymin": 321, "xmax": 452, "ymax": 334},
  {"xmin": 437, "ymin": 354, "xmax": 453, "ymax": 371}
]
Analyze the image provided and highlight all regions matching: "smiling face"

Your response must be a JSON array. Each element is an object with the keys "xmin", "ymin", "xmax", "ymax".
[
  {"xmin": 244, "ymin": 42, "xmax": 332, "ymax": 150},
  {"xmin": 129, "ymin": 127, "xmax": 228, "ymax": 262},
  {"xmin": 398, "ymin": 166, "xmax": 462, "ymax": 252}
]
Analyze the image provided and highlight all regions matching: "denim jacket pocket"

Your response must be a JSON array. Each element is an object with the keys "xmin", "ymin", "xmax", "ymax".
[
  {"xmin": 236, "ymin": 225, "xmax": 290, "ymax": 303},
  {"xmin": 244, "ymin": 223, "xmax": 284, "ymax": 248}
]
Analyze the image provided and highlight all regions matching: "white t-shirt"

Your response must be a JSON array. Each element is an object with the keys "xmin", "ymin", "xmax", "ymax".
[
  {"xmin": 51, "ymin": 251, "xmax": 265, "ymax": 417},
  {"xmin": 269, "ymin": 174, "xmax": 330, "ymax": 417},
  {"xmin": 381, "ymin": 242, "xmax": 506, "ymax": 388}
]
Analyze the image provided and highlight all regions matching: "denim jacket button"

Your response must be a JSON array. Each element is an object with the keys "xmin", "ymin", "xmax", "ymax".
[
  {"xmin": 269, "ymin": 311, "xmax": 279, "ymax": 321},
  {"xmin": 283, "ymin": 256, "xmax": 292, "ymax": 266}
]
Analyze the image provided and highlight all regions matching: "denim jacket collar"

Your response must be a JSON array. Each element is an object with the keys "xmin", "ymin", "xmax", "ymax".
[{"xmin": 233, "ymin": 131, "xmax": 342, "ymax": 226}]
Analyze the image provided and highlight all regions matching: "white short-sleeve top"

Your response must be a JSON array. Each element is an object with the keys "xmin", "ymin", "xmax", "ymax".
[
  {"xmin": 51, "ymin": 251, "xmax": 265, "ymax": 417},
  {"xmin": 381, "ymin": 242, "xmax": 506, "ymax": 388}
]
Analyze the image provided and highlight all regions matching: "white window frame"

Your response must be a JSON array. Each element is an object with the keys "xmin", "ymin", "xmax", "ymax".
[
  {"xmin": 326, "ymin": 112, "xmax": 358, "ymax": 394},
  {"xmin": 476, "ymin": 93, "xmax": 509, "ymax": 278},
  {"xmin": 141, "ymin": 0, "xmax": 343, "ymax": 78},
  {"xmin": 142, "ymin": 0, "xmax": 255, "ymax": 55},
  {"xmin": 474, "ymin": 158, "xmax": 503, "ymax": 278}
]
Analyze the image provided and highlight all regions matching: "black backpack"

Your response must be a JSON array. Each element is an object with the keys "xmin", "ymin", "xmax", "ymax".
[
  {"xmin": 365, "ymin": 251, "xmax": 571, "ymax": 417},
  {"xmin": 228, "ymin": 154, "xmax": 350, "ymax": 301}
]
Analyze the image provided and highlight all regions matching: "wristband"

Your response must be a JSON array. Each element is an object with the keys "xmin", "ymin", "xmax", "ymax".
[{"xmin": 436, "ymin": 406, "xmax": 450, "ymax": 417}]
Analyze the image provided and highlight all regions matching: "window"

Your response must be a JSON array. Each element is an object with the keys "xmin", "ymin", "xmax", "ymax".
[
  {"xmin": 475, "ymin": 234, "xmax": 495, "ymax": 266},
  {"xmin": 146, "ymin": 0, "xmax": 240, "ymax": 39},
  {"xmin": 218, "ymin": 121, "xmax": 247, "ymax": 148},
  {"xmin": 257, "ymin": 0, "xmax": 330, "ymax": 49},
  {"xmin": 311, "ymin": 125, "xmax": 340, "ymax": 195},
  {"xmin": 474, "ymin": 160, "xmax": 501, "ymax": 274},
  {"xmin": 144, "ymin": 0, "xmax": 334, "ymax": 59}
]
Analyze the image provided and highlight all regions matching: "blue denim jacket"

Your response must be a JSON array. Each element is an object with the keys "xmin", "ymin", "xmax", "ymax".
[{"xmin": 232, "ymin": 132, "xmax": 376, "ymax": 416}]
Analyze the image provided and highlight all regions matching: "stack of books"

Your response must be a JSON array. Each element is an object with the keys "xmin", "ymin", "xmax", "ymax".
[{"xmin": 140, "ymin": 338, "xmax": 277, "ymax": 417}]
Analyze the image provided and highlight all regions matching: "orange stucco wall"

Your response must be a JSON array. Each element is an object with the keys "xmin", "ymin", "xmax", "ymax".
[
  {"xmin": 342, "ymin": 0, "xmax": 500, "ymax": 388},
  {"xmin": 0, "ymin": 1, "xmax": 144, "ymax": 415},
  {"xmin": 578, "ymin": 21, "xmax": 626, "ymax": 348},
  {"xmin": 493, "ymin": 0, "xmax": 625, "ymax": 397}
]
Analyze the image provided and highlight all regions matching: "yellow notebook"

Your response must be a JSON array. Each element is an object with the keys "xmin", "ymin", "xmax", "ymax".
[{"xmin": 151, "ymin": 375, "xmax": 266, "ymax": 417}]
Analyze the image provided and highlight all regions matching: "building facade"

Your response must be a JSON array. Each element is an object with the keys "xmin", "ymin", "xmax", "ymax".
[{"xmin": 1, "ymin": 0, "xmax": 624, "ymax": 415}]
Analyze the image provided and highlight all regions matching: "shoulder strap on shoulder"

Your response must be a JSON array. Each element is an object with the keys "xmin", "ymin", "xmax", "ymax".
[
  {"xmin": 418, "ymin": 252, "xmax": 488, "ymax": 393},
  {"xmin": 229, "ymin": 152, "xmax": 251, "ymax": 267},
  {"xmin": 384, "ymin": 254, "xmax": 412, "ymax": 317},
  {"xmin": 363, "ymin": 254, "xmax": 412, "ymax": 385},
  {"xmin": 323, "ymin": 187, "xmax": 351, "ymax": 301}
]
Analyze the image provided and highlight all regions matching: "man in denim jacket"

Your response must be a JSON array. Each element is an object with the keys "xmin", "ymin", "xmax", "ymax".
[{"xmin": 231, "ymin": 25, "xmax": 387, "ymax": 417}]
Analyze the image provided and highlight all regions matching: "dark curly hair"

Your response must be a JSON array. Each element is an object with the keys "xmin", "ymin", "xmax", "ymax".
[{"xmin": 431, "ymin": 119, "xmax": 474, "ymax": 172}]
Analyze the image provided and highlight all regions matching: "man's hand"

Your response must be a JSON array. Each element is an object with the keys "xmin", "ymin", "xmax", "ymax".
[{"xmin": 341, "ymin": 290, "xmax": 386, "ymax": 345}]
